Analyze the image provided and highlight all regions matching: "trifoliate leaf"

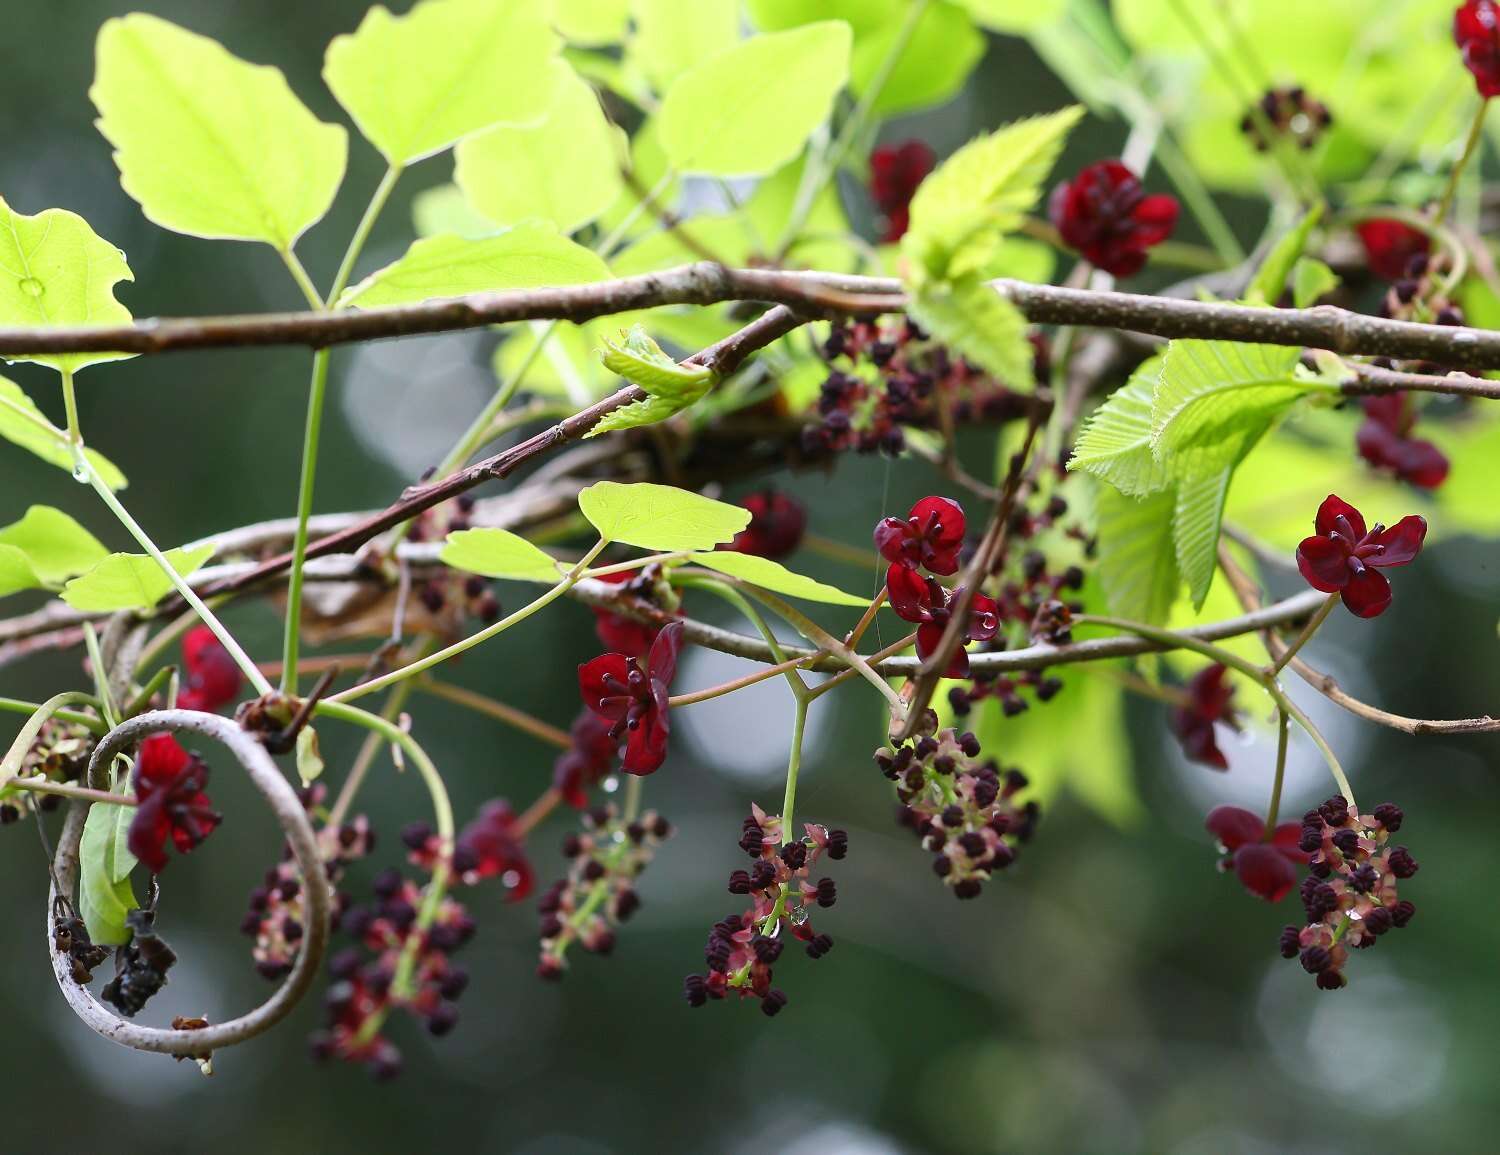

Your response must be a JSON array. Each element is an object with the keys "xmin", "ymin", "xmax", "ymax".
[
  {"xmin": 906, "ymin": 275, "xmax": 1035, "ymax": 389},
  {"xmin": 579, "ymin": 482, "xmax": 750, "ymax": 551},
  {"xmin": 0, "ymin": 506, "xmax": 109, "ymax": 586},
  {"xmin": 440, "ymin": 528, "xmax": 563, "ymax": 583},
  {"xmin": 0, "ymin": 198, "xmax": 134, "ymax": 375},
  {"xmin": 92, "ymin": 13, "xmax": 347, "ymax": 248},
  {"xmin": 323, "ymin": 0, "xmax": 561, "ymax": 165},
  {"xmin": 0, "ymin": 378, "xmax": 128, "ymax": 490},
  {"xmin": 61, "ymin": 545, "xmax": 215, "ymax": 612},
  {"xmin": 686, "ymin": 551, "xmax": 873, "ymax": 607}
]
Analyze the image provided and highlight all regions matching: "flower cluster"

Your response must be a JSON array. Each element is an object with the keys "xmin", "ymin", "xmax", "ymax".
[
  {"xmin": 869, "ymin": 140, "xmax": 935, "ymax": 242},
  {"xmin": 536, "ymin": 804, "xmax": 674, "ymax": 979},
  {"xmin": 1355, "ymin": 391, "xmax": 1450, "ymax": 490},
  {"xmin": 1295, "ymin": 494, "xmax": 1426, "ymax": 618},
  {"xmin": 178, "ymin": 625, "xmax": 242, "ymax": 712},
  {"xmin": 1049, "ymin": 160, "xmax": 1179, "ymax": 277},
  {"xmin": 101, "ymin": 907, "xmax": 177, "ymax": 1017},
  {"xmin": 243, "ymin": 785, "xmax": 375, "ymax": 981},
  {"xmin": 1239, "ymin": 85, "xmax": 1332, "ymax": 152},
  {"xmin": 578, "ymin": 620, "xmax": 684, "ymax": 774},
  {"xmin": 406, "ymin": 799, "xmax": 534, "ymax": 899},
  {"xmin": 727, "ymin": 489, "xmax": 806, "ymax": 559},
  {"xmin": 404, "ymin": 495, "xmax": 502, "ymax": 627},
  {"xmin": 1455, "ymin": 0, "xmax": 1500, "ymax": 98},
  {"xmin": 683, "ymin": 806, "xmax": 847, "ymax": 1016},
  {"xmin": 0, "ymin": 716, "xmax": 92, "ymax": 824},
  {"xmin": 803, "ymin": 317, "xmax": 1042, "ymax": 457},
  {"xmin": 552, "ymin": 709, "xmax": 621, "ymax": 809},
  {"xmin": 877, "ymin": 727, "xmax": 1038, "ymax": 898},
  {"xmin": 1171, "ymin": 664, "xmax": 1241, "ymax": 770},
  {"xmin": 1281, "ymin": 797, "xmax": 1419, "ymax": 990},
  {"xmin": 1205, "ymin": 805, "xmax": 1308, "ymax": 902},
  {"xmin": 127, "ymin": 733, "xmax": 221, "ymax": 875}
]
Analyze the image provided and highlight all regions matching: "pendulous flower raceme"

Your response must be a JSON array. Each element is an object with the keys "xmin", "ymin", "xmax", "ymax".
[
  {"xmin": 1239, "ymin": 85, "xmax": 1333, "ymax": 152},
  {"xmin": 1295, "ymin": 494, "xmax": 1427, "ymax": 618},
  {"xmin": 683, "ymin": 806, "xmax": 847, "ymax": 1016},
  {"xmin": 1049, "ymin": 159, "xmax": 1180, "ymax": 277}
]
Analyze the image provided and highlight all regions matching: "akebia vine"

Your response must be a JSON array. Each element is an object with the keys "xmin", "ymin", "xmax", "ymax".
[{"xmin": 0, "ymin": 0, "xmax": 1497, "ymax": 1087}]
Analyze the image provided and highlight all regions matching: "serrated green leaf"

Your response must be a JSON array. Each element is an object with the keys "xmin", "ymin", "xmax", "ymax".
[
  {"xmin": 579, "ymin": 481, "xmax": 749, "ymax": 551},
  {"xmin": 324, "ymin": 0, "xmax": 560, "ymax": 166},
  {"xmin": 1292, "ymin": 257, "xmax": 1340, "ymax": 308},
  {"xmin": 1173, "ymin": 465, "xmax": 1234, "ymax": 609},
  {"xmin": 339, "ymin": 225, "xmax": 611, "ymax": 309},
  {"xmin": 1151, "ymin": 340, "xmax": 1319, "ymax": 464},
  {"xmin": 687, "ymin": 551, "xmax": 872, "ymax": 607},
  {"xmin": 1069, "ymin": 354, "xmax": 1171, "ymax": 496},
  {"xmin": 0, "ymin": 545, "xmax": 42, "ymax": 598},
  {"xmin": 906, "ymin": 275, "xmax": 1034, "ymax": 389},
  {"xmin": 599, "ymin": 327, "xmax": 715, "ymax": 393},
  {"xmin": 587, "ymin": 392, "xmax": 689, "ymax": 436},
  {"xmin": 554, "ymin": 0, "xmax": 631, "ymax": 44},
  {"xmin": 61, "ymin": 545, "xmax": 215, "ymax": 612},
  {"xmin": 0, "ymin": 378, "xmax": 127, "ymax": 491},
  {"xmin": 0, "ymin": 506, "xmax": 108, "ymax": 586},
  {"xmin": 630, "ymin": 0, "xmax": 739, "ymax": 92},
  {"xmin": 903, "ymin": 106, "xmax": 1083, "ymax": 281},
  {"xmin": 1094, "ymin": 485, "xmax": 1180, "ymax": 625},
  {"xmin": 296, "ymin": 726, "xmax": 325, "ymax": 787},
  {"xmin": 79, "ymin": 791, "xmax": 137, "ymax": 946},
  {"xmin": 455, "ymin": 63, "xmax": 624, "ymax": 233},
  {"xmin": 0, "ymin": 198, "xmax": 134, "ymax": 375},
  {"xmin": 1248, "ymin": 203, "xmax": 1324, "ymax": 305},
  {"xmin": 93, "ymin": 13, "xmax": 347, "ymax": 248},
  {"xmin": 440, "ymin": 528, "xmax": 563, "ymax": 582},
  {"xmin": 660, "ymin": 22, "xmax": 852, "ymax": 177}
]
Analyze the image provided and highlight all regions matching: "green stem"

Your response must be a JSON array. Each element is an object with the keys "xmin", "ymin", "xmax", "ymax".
[
  {"xmin": 81, "ymin": 622, "xmax": 118, "ymax": 728},
  {"xmin": 781, "ymin": 696, "xmax": 808, "ymax": 843},
  {"xmin": 675, "ymin": 577, "xmax": 808, "ymax": 701},
  {"xmin": 281, "ymin": 348, "xmax": 330, "ymax": 695},
  {"xmin": 325, "ymin": 675, "xmax": 420, "ymax": 830},
  {"xmin": 6, "ymin": 776, "xmax": 135, "ymax": 806},
  {"xmin": 0, "ymin": 691, "xmax": 102, "ymax": 784},
  {"xmin": 0, "ymin": 698, "xmax": 106, "ymax": 734},
  {"xmin": 328, "ymin": 539, "xmax": 610, "ymax": 704},
  {"xmin": 82, "ymin": 462, "xmax": 272, "ymax": 697},
  {"xmin": 1264, "ymin": 708, "xmax": 1289, "ymax": 837},
  {"xmin": 1436, "ymin": 98, "xmax": 1489, "ymax": 228},
  {"xmin": 123, "ymin": 664, "xmax": 175, "ymax": 717},
  {"xmin": 623, "ymin": 773, "xmax": 643, "ymax": 823},
  {"xmin": 60, "ymin": 369, "xmax": 81, "ymax": 446},
  {"xmin": 328, "ymin": 164, "xmax": 403, "ymax": 308},
  {"xmin": 279, "ymin": 248, "xmax": 324, "ymax": 311},
  {"xmin": 1269, "ymin": 592, "xmax": 1337, "ymax": 677}
]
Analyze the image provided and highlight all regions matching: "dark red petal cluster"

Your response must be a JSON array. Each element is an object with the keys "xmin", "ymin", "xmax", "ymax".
[
  {"xmin": 127, "ymin": 733, "xmax": 221, "ymax": 874},
  {"xmin": 1171, "ymin": 664, "xmax": 1241, "ymax": 770},
  {"xmin": 552, "ymin": 709, "xmax": 620, "ymax": 809},
  {"xmin": 178, "ymin": 626, "xmax": 241, "ymax": 712},
  {"xmin": 1206, "ymin": 804, "xmax": 1308, "ymax": 902},
  {"xmin": 1456, "ymin": 1, "xmax": 1500, "ymax": 98},
  {"xmin": 1356, "ymin": 393, "xmax": 1450, "ymax": 490},
  {"xmin": 578, "ymin": 621, "xmax": 684, "ymax": 774},
  {"xmin": 875, "ymin": 495, "xmax": 966, "ymax": 575},
  {"xmin": 869, "ymin": 140, "xmax": 935, "ymax": 243},
  {"xmin": 885, "ymin": 565, "xmax": 999, "ymax": 678},
  {"xmin": 727, "ymin": 489, "xmax": 807, "ymax": 560},
  {"xmin": 1353, "ymin": 218, "xmax": 1431, "ymax": 281},
  {"xmin": 452, "ymin": 800, "xmax": 533, "ymax": 900},
  {"xmin": 1295, "ymin": 495, "xmax": 1426, "ymax": 618},
  {"xmin": 1048, "ymin": 160, "xmax": 1179, "ymax": 277}
]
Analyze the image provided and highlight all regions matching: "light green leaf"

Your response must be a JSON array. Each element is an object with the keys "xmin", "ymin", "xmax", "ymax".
[
  {"xmin": 339, "ymin": 225, "xmax": 611, "ymax": 308},
  {"xmin": 1151, "ymin": 340, "xmax": 1317, "ymax": 465},
  {"xmin": 0, "ymin": 506, "xmax": 109, "ymax": 586},
  {"xmin": 903, "ymin": 106, "xmax": 1083, "ymax": 281},
  {"xmin": 296, "ymin": 726, "xmax": 325, "ymax": 788},
  {"xmin": 906, "ymin": 275, "xmax": 1034, "ymax": 389},
  {"xmin": 412, "ymin": 184, "xmax": 499, "ymax": 240},
  {"xmin": 61, "ymin": 545, "xmax": 215, "ymax": 612},
  {"xmin": 440, "ymin": 527, "xmax": 563, "ymax": 582},
  {"xmin": 1248, "ymin": 203, "xmax": 1324, "ymax": 305},
  {"xmin": 553, "ymin": 0, "xmax": 631, "ymax": 44},
  {"xmin": 455, "ymin": 63, "xmax": 624, "ymax": 233},
  {"xmin": 1094, "ymin": 485, "xmax": 1180, "ymax": 626},
  {"xmin": 0, "ymin": 198, "xmax": 134, "ymax": 375},
  {"xmin": 1292, "ymin": 257, "xmax": 1340, "ymax": 308},
  {"xmin": 851, "ymin": 1, "xmax": 985, "ymax": 117},
  {"xmin": 0, "ymin": 545, "xmax": 42, "ymax": 598},
  {"xmin": 599, "ymin": 327, "xmax": 715, "ymax": 393},
  {"xmin": 660, "ymin": 22, "xmax": 852, "ymax": 177},
  {"xmin": 92, "ymin": 13, "xmax": 347, "ymax": 248},
  {"xmin": 324, "ymin": 0, "xmax": 561, "ymax": 165},
  {"xmin": 687, "ymin": 551, "xmax": 872, "ymax": 607},
  {"xmin": 957, "ymin": 0, "xmax": 1067, "ymax": 31},
  {"xmin": 630, "ymin": 0, "xmax": 739, "ymax": 92},
  {"xmin": 0, "ymin": 378, "xmax": 128, "ymax": 490},
  {"xmin": 1069, "ymin": 354, "xmax": 1170, "ymax": 497},
  {"xmin": 1173, "ymin": 465, "xmax": 1234, "ymax": 609},
  {"xmin": 579, "ymin": 481, "xmax": 750, "ymax": 550},
  {"xmin": 588, "ymin": 392, "xmax": 691, "ymax": 437},
  {"xmin": 79, "ymin": 791, "xmax": 137, "ymax": 946}
]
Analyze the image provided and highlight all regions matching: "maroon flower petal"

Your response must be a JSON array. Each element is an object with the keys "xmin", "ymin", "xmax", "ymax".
[
  {"xmin": 1271, "ymin": 822, "xmax": 1311, "ymax": 863},
  {"xmin": 647, "ymin": 620, "xmax": 685, "ymax": 686},
  {"xmin": 914, "ymin": 621, "xmax": 969, "ymax": 678},
  {"xmin": 1365, "ymin": 515, "xmax": 1427, "ymax": 568},
  {"xmin": 885, "ymin": 564, "xmax": 935, "ymax": 623},
  {"xmin": 1205, "ymin": 805, "xmax": 1263, "ymax": 851},
  {"xmin": 1354, "ymin": 219, "xmax": 1431, "ymax": 280},
  {"xmin": 909, "ymin": 495, "xmax": 965, "ymax": 574},
  {"xmin": 966, "ymin": 591, "xmax": 1000, "ymax": 642},
  {"xmin": 622, "ymin": 711, "xmax": 669, "ymax": 774},
  {"xmin": 1296, "ymin": 534, "xmax": 1351, "ymax": 591},
  {"xmin": 1341, "ymin": 566, "xmax": 1393, "ymax": 618},
  {"xmin": 1131, "ymin": 193, "xmax": 1181, "ymax": 244},
  {"xmin": 1389, "ymin": 438, "xmax": 1450, "ymax": 490},
  {"xmin": 1232, "ymin": 843, "xmax": 1299, "ymax": 902},
  {"xmin": 1314, "ymin": 494, "xmax": 1366, "ymax": 541},
  {"xmin": 578, "ymin": 654, "xmax": 632, "ymax": 720}
]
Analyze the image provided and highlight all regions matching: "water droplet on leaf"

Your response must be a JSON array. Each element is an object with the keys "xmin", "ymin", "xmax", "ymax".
[{"xmin": 18, "ymin": 277, "xmax": 44, "ymax": 297}]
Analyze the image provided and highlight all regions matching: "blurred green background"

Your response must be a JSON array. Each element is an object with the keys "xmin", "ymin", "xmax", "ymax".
[{"xmin": 3, "ymin": 3, "xmax": 1499, "ymax": 1153}]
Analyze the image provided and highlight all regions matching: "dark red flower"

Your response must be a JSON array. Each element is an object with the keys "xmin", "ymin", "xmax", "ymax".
[
  {"xmin": 885, "ymin": 565, "xmax": 999, "ymax": 678},
  {"xmin": 870, "ymin": 141, "xmax": 935, "ymax": 243},
  {"xmin": 552, "ymin": 709, "xmax": 620, "ymax": 809},
  {"xmin": 1353, "ymin": 218, "xmax": 1431, "ymax": 281},
  {"xmin": 1048, "ymin": 160, "xmax": 1179, "ymax": 277},
  {"xmin": 1295, "ymin": 495, "xmax": 1427, "ymax": 618},
  {"xmin": 1456, "ymin": 1, "xmax": 1500, "ymax": 98},
  {"xmin": 1355, "ymin": 393, "xmax": 1450, "ymax": 490},
  {"xmin": 727, "ymin": 489, "xmax": 807, "ymax": 559},
  {"xmin": 177, "ymin": 625, "xmax": 242, "ymax": 712},
  {"xmin": 454, "ymin": 800, "xmax": 533, "ymax": 899},
  {"xmin": 127, "ymin": 733, "xmax": 220, "ymax": 874},
  {"xmin": 875, "ymin": 495, "xmax": 966, "ymax": 576},
  {"xmin": 591, "ymin": 569, "xmax": 660, "ymax": 658},
  {"xmin": 578, "ymin": 621, "xmax": 684, "ymax": 774},
  {"xmin": 1171, "ymin": 664, "xmax": 1241, "ymax": 770},
  {"xmin": 1205, "ymin": 805, "xmax": 1308, "ymax": 902}
]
